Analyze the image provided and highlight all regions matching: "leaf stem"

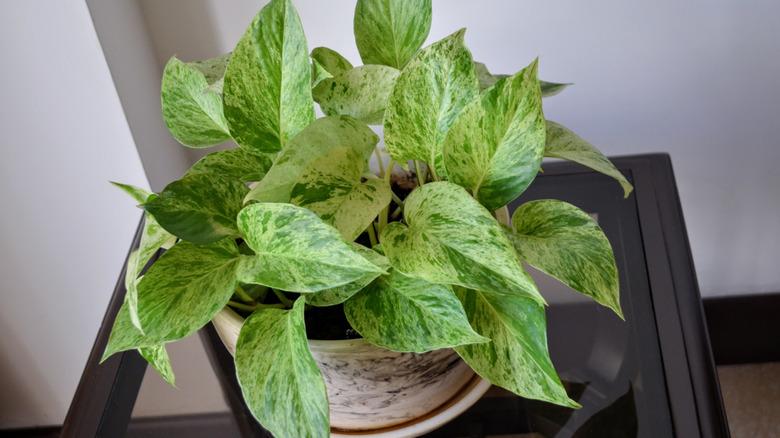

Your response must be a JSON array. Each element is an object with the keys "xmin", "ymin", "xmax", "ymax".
[
  {"xmin": 428, "ymin": 163, "xmax": 441, "ymax": 181},
  {"xmin": 374, "ymin": 147, "xmax": 385, "ymax": 178},
  {"xmin": 414, "ymin": 160, "xmax": 426, "ymax": 186},
  {"xmin": 390, "ymin": 191, "xmax": 404, "ymax": 207},
  {"xmin": 272, "ymin": 289, "xmax": 294, "ymax": 307},
  {"xmin": 378, "ymin": 159, "xmax": 396, "ymax": 232},
  {"xmin": 495, "ymin": 206, "xmax": 511, "ymax": 227},
  {"xmin": 366, "ymin": 222, "xmax": 379, "ymax": 247},
  {"xmin": 234, "ymin": 286, "xmax": 254, "ymax": 303}
]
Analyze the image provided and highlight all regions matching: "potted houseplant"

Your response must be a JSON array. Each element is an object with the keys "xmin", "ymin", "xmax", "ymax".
[{"xmin": 101, "ymin": 0, "xmax": 633, "ymax": 436}]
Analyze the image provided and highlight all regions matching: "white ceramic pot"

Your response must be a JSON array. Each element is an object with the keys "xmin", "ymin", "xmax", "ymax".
[{"xmin": 212, "ymin": 308, "xmax": 491, "ymax": 437}]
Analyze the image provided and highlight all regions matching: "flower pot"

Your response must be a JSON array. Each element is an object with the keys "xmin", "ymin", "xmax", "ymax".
[{"xmin": 212, "ymin": 307, "xmax": 492, "ymax": 437}]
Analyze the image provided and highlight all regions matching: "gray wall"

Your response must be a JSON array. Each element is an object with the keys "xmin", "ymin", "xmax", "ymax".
[{"xmin": 0, "ymin": 0, "xmax": 151, "ymax": 428}]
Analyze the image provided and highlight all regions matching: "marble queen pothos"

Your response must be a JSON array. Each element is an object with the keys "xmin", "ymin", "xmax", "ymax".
[{"xmin": 102, "ymin": 0, "xmax": 633, "ymax": 436}]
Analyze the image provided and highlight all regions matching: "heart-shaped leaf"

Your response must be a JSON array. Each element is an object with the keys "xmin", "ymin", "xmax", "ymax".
[
  {"xmin": 311, "ymin": 58, "xmax": 332, "ymax": 88},
  {"xmin": 345, "ymin": 270, "xmax": 488, "ymax": 352},
  {"xmin": 354, "ymin": 0, "xmax": 432, "ymax": 69},
  {"xmin": 186, "ymin": 147, "xmax": 275, "ymax": 182},
  {"xmin": 384, "ymin": 29, "xmax": 478, "ymax": 177},
  {"xmin": 380, "ymin": 182, "xmax": 544, "ymax": 304},
  {"xmin": 306, "ymin": 244, "xmax": 389, "ymax": 306},
  {"xmin": 246, "ymin": 116, "xmax": 389, "ymax": 241},
  {"xmin": 144, "ymin": 173, "xmax": 247, "ymax": 244},
  {"xmin": 474, "ymin": 61, "xmax": 571, "ymax": 97},
  {"xmin": 444, "ymin": 59, "xmax": 545, "ymax": 210},
  {"xmin": 161, "ymin": 56, "xmax": 231, "ymax": 147},
  {"xmin": 236, "ymin": 298, "xmax": 329, "ymax": 438},
  {"xmin": 455, "ymin": 288, "xmax": 578, "ymax": 407},
  {"xmin": 313, "ymin": 65, "xmax": 400, "ymax": 125},
  {"xmin": 223, "ymin": 0, "xmax": 314, "ymax": 152},
  {"xmin": 103, "ymin": 239, "xmax": 240, "ymax": 357},
  {"xmin": 510, "ymin": 199, "xmax": 623, "ymax": 318},
  {"xmin": 237, "ymin": 203, "xmax": 385, "ymax": 292},
  {"xmin": 545, "ymin": 121, "xmax": 633, "ymax": 197},
  {"xmin": 311, "ymin": 46, "xmax": 353, "ymax": 77}
]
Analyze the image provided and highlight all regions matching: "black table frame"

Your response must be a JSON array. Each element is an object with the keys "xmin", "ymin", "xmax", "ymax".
[{"xmin": 62, "ymin": 153, "xmax": 729, "ymax": 438}]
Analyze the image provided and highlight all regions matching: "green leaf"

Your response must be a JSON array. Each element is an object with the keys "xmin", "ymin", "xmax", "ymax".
[
  {"xmin": 110, "ymin": 181, "xmax": 151, "ymax": 205},
  {"xmin": 380, "ymin": 182, "xmax": 544, "ymax": 304},
  {"xmin": 125, "ymin": 214, "xmax": 176, "ymax": 332},
  {"xmin": 236, "ymin": 298, "xmax": 329, "ymax": 438},
  {"xmin": 139, "ymin": 345, "xmax": 176, "ymax": 386},
  {"xmin": 474, "ymin": 61, "xmax": 570, "ymax": 97},
  {"xmin": 545, "ymin": 121, "xmax": 633, "ymax": 197},
  {"xmin": 310, "ymin": 58, "xmax": 332, "ymax": 88},
  {"xmin": 353, "ymin": 0, "xmax": 432, "ymax": 69},
  {"xmin": 313, "ymin": 65, "xmax": 400, "ymax": 125},
  {"xmin": 246, "ymin": 116, "xmax": 377, "ymax": 203},
  {"xmin": 246, "ymin": 117, "xmax": 388, "ymax": 240},
  {"xmin": 510, "ymin": 200, "xmax": 623, "ymax": 318},
  {"xmin": 189, "ymin": 53, "xmax": 231, "ymax": 85},
  {"xmin": 444, "ymin": 59, "xmax": 545, "ymax": 210},
  {"xmin": 455, "ymin": 288, "xmax": 578, "ymax": 407},
  {"xmin": 223, "ymin": 0, "xmax": 314, "ymax": 152},
  {"xmin": 103, "ymin": 302, "xmax": 176, "ymax": 387},
  {"xmin": 161, "ymin": 56, "xmax": 231, "ymax": 148},
  {"xmin": 186, "ymin": 147, "xmax": 275, "ymax": 182},
  {"xmin": 306, "ymin": 244, "xmax": 390, "ymax": 307},
  {"xmin": 144, "ymin": 173, "xmax": 248, "ymax": 244},
  {"xmin": 384, "ymin": 29, "xmax": 478, "ymax": 177},
  {"xmin": 311, "ymin": 46, "xmax": 353, "ymax": 76},
  {"xmin": 103, "ymin": 239, "xmax": 240, "ymax": 357},
  {"xmin": 345, "ymin": 270, "xmax": 488, "ymax": 353},
  {"xmin": 236, "ymin": 203, "xmax": 385, "ymax": 292}
]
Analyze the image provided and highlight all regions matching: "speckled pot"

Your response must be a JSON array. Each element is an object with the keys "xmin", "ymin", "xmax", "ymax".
[{"xmin": 212, "ymin": 308, "xmax": 491, "ymax": 437}]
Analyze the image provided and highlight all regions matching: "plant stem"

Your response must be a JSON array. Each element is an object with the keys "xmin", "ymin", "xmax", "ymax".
[
  {"xmin": 374, "ymin": 147, "xmax": 385, "ymax": 178},
  {"xmin": 414, "ymin": 160, "xmax": 426, "ymax": 186},
  {"xmin": 390, "ymin": 205, "xmax": 403, "ymax": 220},
  {"xmin": 234, "ymin": 285, "xmax": 254, "ymax": 303},
  {"xmin": 378, "ymin": 159, "xmax": 396, "ymax": 232},
  {"xmin": 390, "ymin": 191, "xmax": 404, "ymax": 207},
  {"xmin": 272, "ymin": 289, "xmax": 294, "ymax": 307},
  {"xmin": 495, "ymin": 206, "xmax": 511, "ymax": 227},
  {"xmin": 366, "ymin": 222, "xmax": 379, "ymax": 246}
]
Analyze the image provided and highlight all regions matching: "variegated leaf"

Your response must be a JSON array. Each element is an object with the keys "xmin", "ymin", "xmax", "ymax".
[
  {"xmin": 313, "ymin": 65, "xmax": 400, "ymax": 125},
  {"xmin": 310, "ymin": 58, "xmax": 332, "ymax": 88},
  {"xmin": 103, "ymin": 239, "xmax": 240, "ymax": 357},
  {"xmin": 345, "ymin": 270, "xmax": 488, "ymax": 352},
  {"xmin": 545, "ymin": 120, "xmax": 633, "ymax": 197},
  {"xmin": 139, "ymin": 344, "xmax": 175, "ymax": 386},
  {"xmin": 380, "ymin": 182, "xmax": 544, "ymax": 304},
  {"xmin": 311, "ymin": 46, "xmax": 353, "ymax": 76},
  {"xmin": 110, "ymin": 181, "xmax": 151, "ymax": 205},
  {"xmin": 510, "ymin": 200, "xmax": 623, "ymax": 318},
  {"xmin": 161, "ymin": 56, "xmax": 231, "ymax": 147},
  {"xmin": 306, "ymin": 244, "xmax": 390, "ymax": 306},
  {"xmin": 474, "ymin": 61, "xmax": 570, "ymax": 97},
  {"xmin": 101, "ymin": 301, "xmax": 176, "ymax": 386},
  {"xmin": 444, "ymin": 59, "xmax": 545, "ymax": 210},
  {"xmin": 236, "ymin": 203, "xmax": 385, "ymax": 292},
  {"xmin": 455, "ymin": 288, "xmax": 578, "ymax": 407},
  {"xmin": 190, "ymin": 53, "xmax": 231, "ymax": 85},
  {"xmin": 186, "ymin": 147, "xmax": 275, "ymax": 182},
  {"xmin": 236, "ymin": 298, "xmax": 329, "ymax": 438},
  {"xmin": 246, "ymin": 117, "xmax": 388, "ymax": 240},
  {"xmin": 223, "ymin": 0, "xmax": 314, "ymax": 152},
  {"xmin": 125, "ymin": 214, "xmax": 176, "ymax": 332},
  {"xmin": 144, "ymin": 173, "xmax": 247, "ymax": 244},
  {"xmin": 384, "ymin": 29, "xmax": 478, "ymax": 177},
  {"xmin": 354, "ymin": 0, "xmax": 432, "ymax": 69},
  {"xmin": 246, "ymin": 116, "xmax": 377, "ymax": 204}
]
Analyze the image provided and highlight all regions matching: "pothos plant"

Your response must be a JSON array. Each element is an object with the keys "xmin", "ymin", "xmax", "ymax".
[{"xmin": 102, "ymin": 0, "xmax": 633, "ymax": 436}]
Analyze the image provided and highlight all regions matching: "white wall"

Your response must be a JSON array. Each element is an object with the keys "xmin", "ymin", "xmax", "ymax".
[
  {"xmin": 0, "ymin": 0, "xmax": 151, "ymax": 428},
  {"xmin": 137, "ymin": 0, "xmax": 780, "ymax": 297}
]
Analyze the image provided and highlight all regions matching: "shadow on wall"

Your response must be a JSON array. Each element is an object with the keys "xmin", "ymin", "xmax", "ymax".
[{"xmin": 0, "ymin": 317, "xmax": 58, "ymax": 428}]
